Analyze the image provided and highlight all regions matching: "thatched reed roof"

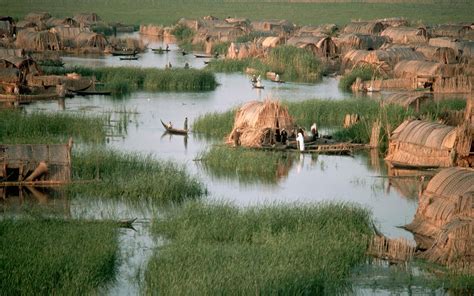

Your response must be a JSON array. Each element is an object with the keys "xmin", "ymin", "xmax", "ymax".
[
  {"xmin": 15, "ymin": 20, "xmax": 39, "ymax": 30},
  {"xmin": 431, "ymin": 24, "xmax": 471, "ymax": 39},
  {"xmin": 25, "ymin": 12, "xmax": 51, "ymax": 23},
  {"xmin": 286, "ymin": 36, "xmax": 337, "ymax": 57},
  {"xmin": 429, "ymin": 37, "xmax": 464, "ymax": 53},
  {"xmin": 0, "ymin": 16, "xmax": 14, "ymax": 37},
  {"xmin": 227, "ymin": 100, "xmax": 294, "ymax": 148},
  {"xmin": 415, "ymin": 45, "xmax": 458, "ymax": 64},
  {"xmin": 139, "ymin": 24, "xmax": 165, "ymax": 36},
  {"xmin": 73, "ymin": 13, "xmax": 101, "ymax": 25},
  {"xmin": 343, "ymin": 21, "xmax": 384, "ymax": 35},
  {"xmin": 260, "ymin": 36, "xmax": 285, "ymax": 48},
  {"xmin": 380, "ymin": 26, "xmax": 427, "ymax": 44},
  {"xmin": 341, "ymin": 49, "xmax": 370, "ymax": 69},
  {"xmin": 0, "ymin": 48, "xmax": 24, "ymax": 58},
  {"xmin": 75, "ymin": 31, "xmax": 107, "ymax": 49},
  {"xmin": 50, "ymin": 26, "xmax": 89, "ymax": 46},
  {"xmin": 194, "ymin": 26, "xmax": 246, "ymax": 43},
  {"xmin": 382, "ymin": 92, "xmax": 433, "ymax": 110},
  {"xmin": 295, "ymin": 24, "xmax": 338, "ymax": 37},
  {"xmin": 393, "ymin": 60, "xmax": 446, "ymax": 78},
  {"xmin": 342, "ymin": 47, "xmax": 424, "ymax": 72},
  {"xmin": 385, "ymin": 119, "xmax": 471, "ymax": 168},
  {"xmin": 333, "ymin": 33, "xmax": 388, "ymax": 52},
  {"xmin": 404, "ymin": 167, "xmax": 473, "ymax": 272},
  {"xmin": 227, "ymin": 42, "xmax": 262, "ymax": 59},
  {"xmin": 376, "ymin": 17, "xmax": 409, "ymax": 28},
  {"xmin": 46, "ymin": 17, "xmax": 78, "ymax": 28},
  {"xmin": 251, "ymin": 19, "xmax": 295, "ymax": 34},
  {"xmin": 15, "ymin": 29, "xmax": 60, "ymax": 51}
]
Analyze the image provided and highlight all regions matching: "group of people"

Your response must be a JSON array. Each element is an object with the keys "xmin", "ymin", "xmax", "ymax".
[
  {"xmin": 251, "ymin": 75, "xmax": 262, "ymax": 88},
  {"xmin": 274, "ymin": 123, "xmax": 319, "ymax": 152}
]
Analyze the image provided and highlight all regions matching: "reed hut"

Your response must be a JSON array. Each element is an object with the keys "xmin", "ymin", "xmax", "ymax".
[
  {"xmin": 0, "ymin": 56, "xmax": 41, "ymax": 85},
  {"xmin": 227, "ymin": 42, "xmax": 262, "ymax": 59},
  {"xmin": 343, "ymin": 21, "xmax": 384, "ymax": 35},
  {"xmin": 385, "ymin": 119, "xmax": 472, "ymax": 168},
  {"xmin": 139, "ymin": 24, "xmax": 165, "ymax": 36},
  {"xmin": 73, "ymin": 13, "xmax": 101, "ymax": 26},
  {"xmin": 75, "ymin": 31, "xmax": 107, "ymax": 50},
  {"xmin": 333, "ymin": 34, "xmax": 388, "ymax": 53},
  {"xmin": 393, "ymin": 60, "xmax": 450, "ymax": 81},
  {"xmin": 50, "ymin": 26, "xmax": 89, "ymax": 48},
  {"xmin": 286, "ymin": 36, "xmax": 337, "ymax": 58},
  {"xmin": 15, "ymin": 29, "xmax": 60, "ymax": 51},
  {"xmin": 415, "ymin": 45, "xmax": 457, "ymax": 64},
  {"xmin": 251, "ymin": 20, "xmax": 295, "ymax": 35},
  {"xmin": 431, "ymin": 24, "xmax": 471, "ymax": 39},
  {"xmin": 404, "ymin": 167, "xmax": 473, "ymax": 272},
  {"xmin": 260, "ymin": 36, "xmax": 285, "ymax": 48},
  {"xmin": 0, "ymin": 48, "xmax": 24, "ymax": 58},
  {"xmin": 0, "ymin": 141, "xmax": 72, "ymax": 183},
  {"xmin": 227, "ymin": 100, "xmax": 294, "ymax": 148},
  {"xmin": 341, "ymin": 49, "xmax": 370, "ymax": 70},
  {"xmin": 380, "ymin": 27, "xmax": 427, "ymax": 44},
  {"xmin": 46, "ymin": 17, "xmax": 78, "ymax": 28},
  {"xmin": 0, "ymin": 16, "xmax": 15, "ymax": 38},
  {"xmin": 0, "ymin": 68, "xmax": 21, "ymax": 87},
  {"xmin": 382, "ymin": 92, "xmax": 433, "ymax": 112},
  {"xmin": 15, "ymin": 20, "xmax": 38, "ymax": 31},
  {"xmin": 25, "ymin": 12, "xmax": 51, "ymax": 23},
  {"xmin": 429, "ymin": 37, "xmax": 464, "ymax": 54},
  {"xmin": 376, "ymin": 17, "xmax": 409, "ymax": 28},
  {"xmin": 295, "ymin": 24, "xmax": 338, "ymax": 37}
]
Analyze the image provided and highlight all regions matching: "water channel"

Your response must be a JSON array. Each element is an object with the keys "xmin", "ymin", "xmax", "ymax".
[{"xmin": 6, "ymin": 33, "xmax": 433, "ymax": 295}]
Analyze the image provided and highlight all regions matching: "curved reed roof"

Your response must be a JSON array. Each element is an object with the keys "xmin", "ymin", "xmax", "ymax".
[
  {"xmin": 381, "ymin": 26, "xmax": 427, "ymax": 44},
  {"xmin": 390, "ymin": 120, "xmax": 456, "ymax": 149},
  {"xmin": 393, "ymin": 60, "xmax": 444, "ymax": 78},
  {"xmin": 343, "ymin": 21, "xmax": 384, "ymax": 35},
  {"xmin": 423, "ymin": 167, "xmax": 474, "ymax": 198},
  {"xmin": 334, "ymin": 34, "xmax": 388, "ymax": 51},
  {"xmin": 383, "ymin": 92, "xmax": 432, "ymax": 109}
]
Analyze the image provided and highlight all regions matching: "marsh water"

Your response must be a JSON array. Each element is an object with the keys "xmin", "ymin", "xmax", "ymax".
[{"xmin": 6, "ymin": 33, "xmax": 430, "ymax": 295}]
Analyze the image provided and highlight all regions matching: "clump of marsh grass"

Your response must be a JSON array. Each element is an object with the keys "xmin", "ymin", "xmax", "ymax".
[
  {"xmin": 145, "ymin": 201, "xmax": 373, "ymax": 295},
  {"xmin": 0, "ymin": 218, "xmax": 118, "ymax": 295},
  {"xmin": 43, "ymin": 66, "xmax": 217, "ymax": 94},
  {"xmin": 192, "ymin": 109, "xmax": 236, "ymax": 139},
  {"xmin": 339, "ymin": 65, "xmax": 378, "ymax": 91},
  {"xmin": 198, "ymin": 146, "xmax": 295, "ymax": 184},
  {"xmin": 68, "ymin": 148, "xmax": 206, "ymax": 205},
  {"xmin": 0, "ymin": 109, "xmax": 107, "ymax": 144}
]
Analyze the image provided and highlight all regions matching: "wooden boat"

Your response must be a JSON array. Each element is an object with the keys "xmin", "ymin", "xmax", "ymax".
[
  {"xmin": 252, "ymin": 84, "xmax": 264, "ymax": 89},
  {"xmin": 194, "ymin": 53, "xmax": 215, "ymax": 58},
  {"xmin": 111, "ymin": 50, "xmax": 137, "ymax": 56},
  {"xmin": 120, "ymin": 56, "xmax": 138, "ymax": 60},
  {"xmin": 0, "ymin": 93, "xmax": 59, "ymax": 103},
  {"xmin": 271, "ymin": 79, "xmax": 285, "ymax": 84},
  {"xmin": 74, "ymin": 90, "xmax": 112, "ymax": 96},
  {"xmin": 161, "ymin": 119, "xmax": 188, "ymax": 135},
  {"xmin": 151, "ymin": 48, "xmax": 171, "ymax": 52}
]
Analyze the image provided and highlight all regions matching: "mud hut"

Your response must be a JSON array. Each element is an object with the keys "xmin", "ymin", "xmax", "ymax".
[
  {"xmin": 286, "ymin": 36, "xmax": 337, "ymax": 58},
  {"xmin": 0, "ymin": 16, "xmax": 15, "ymax": 38},
  {"xmin": 334, "ymin": 34, "xmax": 388, "ymax": 52},
  {"xmin": 383, "ymin": 92, "xmax": 433, "ymax": 112},
  {"xmin": 431, "ymin": 24, "xmax": 472, "ymax": 39},
  {"xmin": 227, "ymin": 100, "xmax": 294, "ymax": 148},
  {"xmin": 75, "ymin": 31, "xmax": 107, "ymax": 50},
  {"xmin": 404, "ymin": 167, "xmax": 473, "ymax": 272},
  {"xmin": 385, "ymin": 119, "xmax": 472, "ymax": 168},
  {"xmin": 343, "ymin": 21, "xmax": 384, "ymax": 35},
  {"xmin": 15, "ymin": 29, "xmax": 60, "ymax": 51},
  {"xmin": 415, "ymin": 45, "xmax": 458, "ymax": 64},
  {"xmin": 380, "ymin": 27, "xmax": 427, "ymax": 44}
]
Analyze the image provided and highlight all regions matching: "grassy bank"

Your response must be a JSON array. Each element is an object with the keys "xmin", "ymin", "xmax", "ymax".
[
  {"xmin": 68, "ymin": 149, "xmax": 206, "ymax": 205},
  {"xmin": 2, "ymin": 1, "xmax": 472, "ymax": 26},
  {"xmin": 192, "ymin": 109, "xmax": 235, "ymax": 139},
  {"xmin": 145, "ymin": 201, "xmax": 373, "ymax": 294},
  {"xmin": 198, "ymin": 146, "xmax": 295, "ymax": 184},
  {"xmin": 0, "ymin": 109, "xmax": 107, "ymax": 144},
  {"xmin": 207, "ymin": 46, "xmax": 323, "ymax": 82},
  {"xmin": 0, "ymin": 218, "xmax": 118, "ymax": 295},
  {"xmin": 43, "ymin": 66, "xmax": 217, "ymax": 94},
  {"xmin": 339, "ymin": 66, "xmax": 378, "ymax": 91}
]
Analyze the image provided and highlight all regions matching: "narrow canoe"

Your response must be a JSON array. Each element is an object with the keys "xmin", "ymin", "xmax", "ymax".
[
  {"xmin": 160, "ymin": 119, "xmax": 188, "ymax": 135},
  {"xmin": 111, "ymin": 51, "xmax": 137, "ymax": 56},
  {"xmin": 120, "ymin": 57, "xmax": 138, "ymax": 60},
  {"xmin": 74, "ymin": 90, "xmax": 112, "ymax": 96}
]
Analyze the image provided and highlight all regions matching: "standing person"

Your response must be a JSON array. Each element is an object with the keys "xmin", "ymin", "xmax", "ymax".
[
  {"xmin": 256, "ymin": 75, "xmax": 262, "ymax": 88},
  {"xmin": 184, "ymin": 117, "xmax": 188, "ymax": 130},
  {"xmin": 281, "ymin": 129, "xmax": 288, "ymax": 145},
  {"xmin": 311, "ymin": 122, "xmax": 319, "ymax": 141},
  {"xmin": 296, "ymin": 132, "xmax": 305, "ymax": 152},
  {"xmin": 275, "ymin": 73, "xmax": 280, "ymax": 82}
]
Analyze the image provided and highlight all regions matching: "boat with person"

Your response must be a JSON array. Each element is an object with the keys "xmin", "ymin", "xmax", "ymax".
[{"xmin": 160, "ymin": 119, "xmax": 188, "ymax": 135}]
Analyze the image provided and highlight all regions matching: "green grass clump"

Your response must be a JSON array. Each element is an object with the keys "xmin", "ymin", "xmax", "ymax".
[
  {"xmin": 171, "ymin": 23, "xmax": 194, "ymax": 42},
  {"xmin": 145, "ymin": 201, "xmax": 373, "ymax": 295},
  {"xmin": 339, "ymin": 66, "xmax": 377, "ymax": 91},
  {"xmin": 0, "ymin": 218, "xmax": 118, "ymax": 295},
  {"xmin": 43, "ymin": 66, "xmax": 217, "ymax": 94},
  {"xmin": 68, "ymin": 149, "xmax": 206, "ymax": 204},
  {"xmin": 0, "ymin": 110, "xmax": 107, "ymax": 144},
  {"xmin": 199, "ymin": 146, "xmax": 295, "ymax": 184},
  {"xmin": 207, "ymin": 46, "xmax": 323, "ymax": 82},
  {"xmin": 192, "ymin": 109, "xmax": 236, "ymax": 139}
]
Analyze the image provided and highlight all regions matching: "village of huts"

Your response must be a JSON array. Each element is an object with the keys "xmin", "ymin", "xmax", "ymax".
[{"xmin": 1, "ymin": 4, "xmax": 473, "ymax": 295}]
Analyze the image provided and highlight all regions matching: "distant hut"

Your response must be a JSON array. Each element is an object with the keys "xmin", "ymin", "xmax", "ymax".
[
  {"xmin": 0, "ymin": 56, "xmax": 41, "ymax": 85},
  {"xmin": 343, "ymin": 21, "xmax": 384, "ymax": 35},
  {"xmin": 139, "ymin": 24, "xmax": 164, "ymax": 36},
  {"xmin": 50, "ymin": 26, "xmax": 89, "ymax": 48},
  {"xmin": 46, "ymin": 17, "xmax": 78, "ymax": 28},
  {"xmin": 286, "ymin": 36, "xmax": 337, "ymax": 58},
  {"xmin": 393, "ymin": 60, "xmax": 454, "ymax": 81},
  {"xmin": 0, "ymin": 48, "xmax": 24, "ymax": 58},
  {"xmin": 382, "ymin": 92, "xmax": 433, "ymax": 112},
  {"xmin": 385, "ymin": 119, "xmax": 472, "ymax": 168},
  {"xmin": 75, "ymin": 31, "xmax": 107, "ymax": 50},
  {"xmin": 341, "ymin": 49, "xmax": 370, "ymax": 70},
  {"xmin": 431, "ymin": 24, "xmax": 471, "ymax": 39},
  {"xmin": 295, "ymin": 24, "xmax": 338, "ymax": 37},
  {"xmin": 333, "ymin": 34, "xmax": 388, "ymax": 52},
  {"xmin": 381, "ymin": 26, "xmax": 427, "ymax": 44},
  {"xmin": 429, "ymin": 37, "xmax": 464, "ymax": 54},
  {"xmin": 404, "ymin": 167, "xmax": 473, "ymax": 272},
  {"xmin": 15, "ymin": 20, "xmax": 39, "ymax": 31},
  {"xmin": 376, "ymin": 17, "xmax": 409, "ymax": 28},
  {"xmin": 25, "ymin": 12, "xmax": 51, "ymax": 23},
  {"xmin": 227, "ymin": 100, "xmax": 294, "ymax": 148},
  {"xmin": 73, "ymin": 13, "xmax": 101, "ymax": 25},
  {"xmin": 415, "ymin": 45, "xmax": 458, "ymax": 64},
  {"xmin": 260, "ymin": 36, "xmax": 285, "ymax": 49},
  {"xmin": 251, "ymin": 20, "xmax": 295, "ymax": 35},
  {"xmin": 227, "ymin": 42, "xmax": 262, "ymax": 59},
  {"xmin": 0, "ymin": 16, "xmax": 15, "ymax": 38},
  {"xmin": 15, "ymin": 29, "xmax": 60, "ymax": 51}
]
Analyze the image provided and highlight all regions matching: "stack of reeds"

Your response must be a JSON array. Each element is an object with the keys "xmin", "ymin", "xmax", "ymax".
[
  {"xmin": 433, "ymin": 75, "xmax": 472, "ymax": 93},
  {"xmin": 367, "ymin": 235, "xmax": 415, "ymax": 262}
]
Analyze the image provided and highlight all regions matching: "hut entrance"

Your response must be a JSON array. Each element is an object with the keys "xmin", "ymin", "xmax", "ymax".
[{"xmin": 3, "ymin": 167, "xmax": 20, "ymax": 182}]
